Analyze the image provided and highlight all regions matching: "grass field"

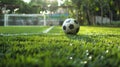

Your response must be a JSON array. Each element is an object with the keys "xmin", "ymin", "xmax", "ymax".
[
  {"xmin": 0, "ymin": 26, "xmax": 49, "ymax": 34},
  {"xmin": 0, "ymin": 26, "xmax": 120, "ymax": 67}
]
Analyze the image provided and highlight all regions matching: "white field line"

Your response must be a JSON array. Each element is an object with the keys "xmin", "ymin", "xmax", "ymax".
[
  {"xmin": 42, "ymin": 26, "xmax": 54, "ymax": 33},
  {"xmin": 0, "ymin": 26, "xmax": 54, "ymax": 36}
]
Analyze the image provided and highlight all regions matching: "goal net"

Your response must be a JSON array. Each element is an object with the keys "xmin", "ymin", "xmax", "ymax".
[
  {"xmin": 4, "ymin": 14, "xmax": 47, "ymax": 26},
  {"xmin": 4, "ymin": 14, "xmax": 61, "ymax": 26}
]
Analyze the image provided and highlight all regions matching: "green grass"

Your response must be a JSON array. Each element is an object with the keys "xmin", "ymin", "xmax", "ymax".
[
  {"xmin": 0, "ymin": 26, "xmax": 120, "ymax": 67},
  {"xmin": 0, "ymin": 26, "xmax": 49, "ymax": 34}
]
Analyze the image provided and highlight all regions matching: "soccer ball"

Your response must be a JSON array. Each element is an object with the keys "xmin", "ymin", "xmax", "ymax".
[{"xmin": 62, "ymin": 18, "xmax": 80, "ymax": 34}]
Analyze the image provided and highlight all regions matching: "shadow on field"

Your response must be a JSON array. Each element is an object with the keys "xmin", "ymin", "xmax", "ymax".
[
  {"xmin": 66, "ymin": 34, "xmax": 120, "ymax": 42},
  {"xmin": 66, "ymin": 34, "xmax": 94, "ymax": 42}
]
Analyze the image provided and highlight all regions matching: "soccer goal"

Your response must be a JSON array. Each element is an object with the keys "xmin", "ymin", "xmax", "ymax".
[{"xmin": 4, "ymin": 14, "xmax": 47, "ymax": 26}]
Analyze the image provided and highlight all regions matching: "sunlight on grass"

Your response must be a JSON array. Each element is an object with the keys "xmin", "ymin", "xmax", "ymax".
[
  {"xmin": 0, "ymin": 26, "xmax": 120, "ymax": 67},
  {"xmin": 79, "ymin": 26, "xmax": 120, "ymax": 35}
]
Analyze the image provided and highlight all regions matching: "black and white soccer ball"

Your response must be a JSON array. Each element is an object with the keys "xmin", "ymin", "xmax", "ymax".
[{"xmin": 62, "ymin": 18, "xmax": 80, "ymax": 34}]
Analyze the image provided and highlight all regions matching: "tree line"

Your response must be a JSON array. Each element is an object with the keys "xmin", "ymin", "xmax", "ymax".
[
  {"xmin": 63, "ymin": 0, "xmax": 120, "ymax": 25},
  {"xmin": 0, "ymin": 0, "xmax": 120, "ymax": 25}
]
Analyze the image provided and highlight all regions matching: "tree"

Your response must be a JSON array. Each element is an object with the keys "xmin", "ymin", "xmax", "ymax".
[
  {"xmin": 68, "ymin": 0, "xmax": 85, "ymax": 25},
  {"xmin": 0, "ymin": 0, "xmax": 32, "ymax": 14},
  {"xmin": 112, "ymin": 0, "xmax": 120, "ymax": 20},
  {"xmin": 65, "ymin": 0, "xmax": 120, "ymax": 25},
  {"xmin": 29, "ymin": 0, "xmax": 58, "ymax": 14},
  {"xmin": 70, "ymin": 0, "xmax": 94, "ymax": 25}
]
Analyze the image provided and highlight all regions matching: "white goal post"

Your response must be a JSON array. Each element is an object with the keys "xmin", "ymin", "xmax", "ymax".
[{"xmin": 4, "ymin": 14, "xmax": 47, "ymax": 26}]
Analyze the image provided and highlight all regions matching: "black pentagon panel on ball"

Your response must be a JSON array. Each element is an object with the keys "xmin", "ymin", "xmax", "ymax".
[
  {"xmin": 69, "ymin": 24, "xmax": 74, "ymax": 29},
  {"xmin": 63, "ymin": 26, "xmax": 66, "ymax": 30},
  {"xmin": 74, "ymin": 20, "xmax": 78, "ymax": 24}
]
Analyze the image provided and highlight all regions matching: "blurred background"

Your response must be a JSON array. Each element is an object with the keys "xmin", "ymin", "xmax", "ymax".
[{"xmin": 0, "ymin": 0, "xmax": 120, "ymax": 26}]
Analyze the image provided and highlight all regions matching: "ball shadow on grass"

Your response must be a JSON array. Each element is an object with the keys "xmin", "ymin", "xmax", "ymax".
[
  {"xmin": 66, "ymin": 34, "xmax": 95, "ymax": 42},
  {"xmin": 66, "ymin": 34, "xmax": 120, "ymax": 43}
]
